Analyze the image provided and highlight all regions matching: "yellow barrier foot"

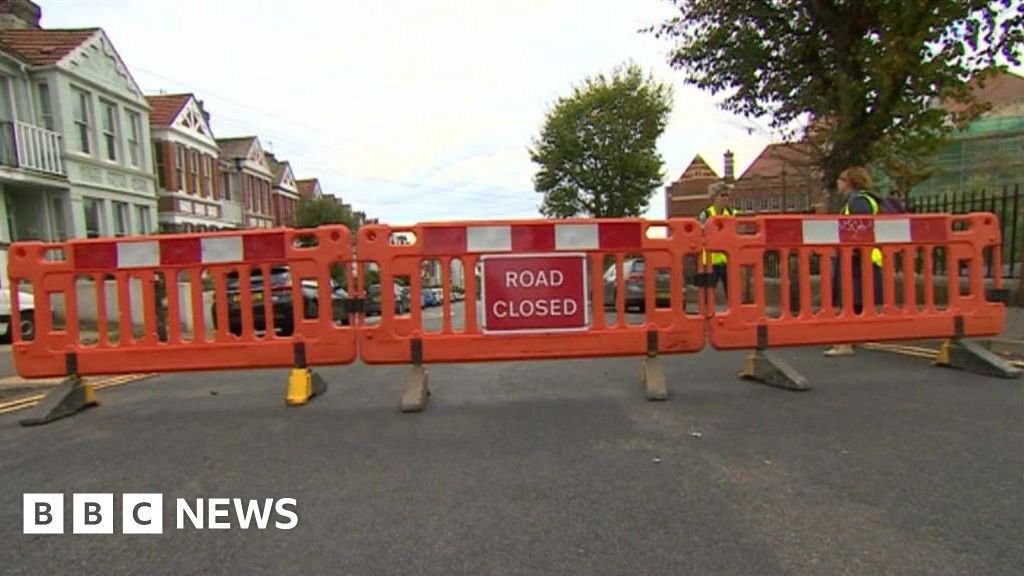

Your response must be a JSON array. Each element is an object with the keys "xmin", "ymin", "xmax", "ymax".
[
  {"xmin": 401, "ymin": 365, "xmax": 429, "ymax": 413},
  {"xmin": 286, "ymin": 368, "xmax": 327, "ymax": 406},
  {"xmin": 935, "ymin": 338, "xmax": 1023, "ymax": 379},
  {"xmin": 641, "ymin": 357, "xmax": 668, "ymax": 401},
  {"xmin": 19, "ymin": 376, "xmax": 98, "ymax": 427},
  {"xmin": 740, "ymin": 350, "xmax": 809, "ymax": 391}
]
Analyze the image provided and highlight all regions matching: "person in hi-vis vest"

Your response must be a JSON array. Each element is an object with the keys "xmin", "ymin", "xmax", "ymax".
[
  {"xmin": 824, "ymin": 166, "xmax": 883, "ymax": 357},
  {"xmin": 699, "ymin": 181, "xmax": 736, "ymax": 293}
]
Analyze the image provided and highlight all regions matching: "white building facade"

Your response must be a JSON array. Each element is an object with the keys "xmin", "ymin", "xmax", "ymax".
[{"xmin": 0, "ymin": 17, "xmax": 156, "ymax": 244}]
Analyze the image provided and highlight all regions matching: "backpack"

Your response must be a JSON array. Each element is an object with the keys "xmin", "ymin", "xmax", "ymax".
[{"xmin": 863, "ymin": 191, "xmax": 906, "ymax": 214}]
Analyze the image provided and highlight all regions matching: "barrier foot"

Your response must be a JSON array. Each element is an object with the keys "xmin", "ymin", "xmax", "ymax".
[
  {"xmin": 935, "ymin": 338, "xmax": 1023, "ymax": 379},
  {"xmin": 286, "ymin": 368, "xmax": 328, "ymax": 406},
  {"xmin": 401, "ymin": 365, "xmax": 430, "ymax": 413},
  {"xmin": 740, "ymin": 350, "xmax": 809, "ymax": 391},
  {"xmin": 641, "ymin": 357, "xmax": 668, "ymax": 401},
  {"xmin": 19, "ymin": 376, "xmax": 98, "ymax": 427}
]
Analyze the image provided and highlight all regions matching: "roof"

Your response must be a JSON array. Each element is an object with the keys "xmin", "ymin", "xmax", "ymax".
[
  {"xmin": 296, "ymin": 179, "xmax": 320, "ymax": 199},
  {"xmin": 215, "ymin": 136, "xmax": 256, "ymax": 158},
  {"xmin": 267, "ymin": 155, "xmax": 291, "ymax": 184},
  {"xmin": 970, "ymin": 70, "xmax": 1024, "ymax": 111},
  {"xmin": 736, "ymin": 142, "xmax": 813, "ymax": 181},
  {"xmin": 0, "ymin": 28, "xmax": 98, "ymax": 65},
  {"xmin": 145, "ymin": 94, "xmax": 191, "ymax": 127},
  {"xmin": 675, "ymin": 155, "xmax": 719, "ymax": 182}
]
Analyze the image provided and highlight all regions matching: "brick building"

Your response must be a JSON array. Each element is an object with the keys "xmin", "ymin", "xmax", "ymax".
[
  {"xmin": 148, "ymin": 94, "xmax": 224, "ymax": 232},
  {"xmin": 216, "ymin": 136, "xmax": 274, "ymax": 228}
]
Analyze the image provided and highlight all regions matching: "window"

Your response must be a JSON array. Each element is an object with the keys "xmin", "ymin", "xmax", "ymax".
[
  {"xmin": 221, "ymin": 172, "xmax": 231, "ymax": 201},
  {"xmin": 135, "ymin": 205, "xmax": 150, "ymax": 235},
  {"xmin": 127, "ymin": 111, "xmax": 142, "ymax": 167},
  {"xmin": 37, "ymin": 84, "xmax": 54, "ymax": 131},
  {"xmin": 113, "ymin": 201, "xmax": 129, "ymax": 237},
  {"xmin": 50, "ymin": 197, "xmax": 68, "ymax": 241},
  {"xmin": 100, "ymin": 99, "xmax": 118, "ymax": 161},
  {"xmin": 202, "ymin": 156, "xmax": 212, "ymax": 197},
  {"xmin": 190, "ymin": 149, "xmax": 199, "ymax": 194},
  {"xmin": 154, "ymin": 142, "xmax": 165, "ymax": 187},
  {"xmin": 83, "ymin": 197, "xmax": 103, "ymax": 238},
  {"xmin": 72, "ymin": 88, "xmax": 91, "ymax": 154},
  {"xmin": 175, "ymin": 145, "xmax": 184, "ymax": 190}
]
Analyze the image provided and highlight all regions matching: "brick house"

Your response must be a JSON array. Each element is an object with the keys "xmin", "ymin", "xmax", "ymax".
[
  {"xmin": 664, "ymin": 154, "xmax": 726, "ymax": 217},
  {"xmin": 265, "ymin": 152, "xmax": 298, "ymax": 227},
  {"xmin": 216, "ymin": 136, "xmax": 274, "ymax": 229},
  {"xmin": 148, "ymin": 93, "xmax": 224, "ymax": 232},
  {"xmin": 296, "ymin": 178, "xmax": 322, "ymax": 201},
  {"xmin": 732, "ymin": 142, "xmax": 821, "ymax": 213}
]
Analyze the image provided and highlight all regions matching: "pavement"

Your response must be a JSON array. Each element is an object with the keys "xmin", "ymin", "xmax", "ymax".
[{"xmin": 1, "ymin": 342, "xmax": 1022, "ymax": 575}]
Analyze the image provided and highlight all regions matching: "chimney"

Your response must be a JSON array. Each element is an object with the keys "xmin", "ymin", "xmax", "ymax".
[
  {"xmin": 0, "ymin": 0, "xmax": 41, "ymax": 30},
  {"xmin": 723, "ymin": 150, "xmax": 735, "ymax": 182}
]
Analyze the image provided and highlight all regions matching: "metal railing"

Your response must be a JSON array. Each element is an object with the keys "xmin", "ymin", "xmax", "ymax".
[
  {"xmin": 0, "ymin": 120, "xmax": 65, "ymax": 176},
  {"xmin": 907, "ymin": 185, "xmax": 1021, "ymax": 279}
]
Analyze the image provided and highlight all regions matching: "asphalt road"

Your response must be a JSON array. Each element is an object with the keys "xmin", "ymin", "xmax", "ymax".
[{"xmin": 1, "ymin": 342, "xmax": 1021, "ymax": 575}]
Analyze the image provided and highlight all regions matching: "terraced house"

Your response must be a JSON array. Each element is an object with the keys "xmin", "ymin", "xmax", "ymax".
[
  {"xmin": 216, "ymin": 135, "xmax": 274, "ymax": 229},
  {"xmin": 147, "ymin": 93, "xmax": 225, "ymax": 233},
  {"xmin": 0, "ymin": 1, "xmax": 155, "ymax": 244}
]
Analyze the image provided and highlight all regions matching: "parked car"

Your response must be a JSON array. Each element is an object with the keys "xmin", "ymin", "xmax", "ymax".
[
  {"xmin": 421, "ymin": 288, "xmax": 439, "ymax": 308},
  {"xmin": 211, "ymin": 267, "xmax": 348, "ymax": 336},
  {"xmin": 366, "ymin": 283, "xmax": 411, "ymax": 316},
  {"xmin": 0, "ymin": 247, "xmax": 34, "ymax": 343},
  {"xmin": 603, "ymin": 259, "xmax": 671, "ymax": 312}
]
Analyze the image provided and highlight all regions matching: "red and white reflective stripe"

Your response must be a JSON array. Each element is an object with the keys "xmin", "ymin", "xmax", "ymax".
[
  {"xmin": 72, "ymin": 232, "xmax": 287, "ymax": 270},
  {"xmin": 422, "ymin": 222, "xmax": 643, "ymax": 254},
  {"xmin": 764, "ymin": 216, "xmax": 949, "ymax": 246}
]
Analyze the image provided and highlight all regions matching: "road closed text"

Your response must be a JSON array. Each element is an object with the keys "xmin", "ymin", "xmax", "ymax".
[{"xmin": 483, "ymin": 255, "xmax": 587, "ymax": 332}]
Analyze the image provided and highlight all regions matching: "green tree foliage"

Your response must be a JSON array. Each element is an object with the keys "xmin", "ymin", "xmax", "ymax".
[
  {"xmin": 295, "ymin": 196, "xmax": 359, "ymax": 233},
  {"xmin": 530, "ymin": 62, "xmax": 673, "ymax": 218},
  {"xmin": 650, "ymin": 0, "xmax": 1023, "ymax": 202}
]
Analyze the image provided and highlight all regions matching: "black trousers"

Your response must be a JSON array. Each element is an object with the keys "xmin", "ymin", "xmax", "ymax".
[{"xmin": 831, "ymin": 256, "xmax": 882, "ymax": 314}]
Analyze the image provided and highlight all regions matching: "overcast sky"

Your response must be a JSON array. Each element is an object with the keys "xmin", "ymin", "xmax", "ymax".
[{"xmin": 39, "ymin": 0, "xmax": 782, "ymax": 223}]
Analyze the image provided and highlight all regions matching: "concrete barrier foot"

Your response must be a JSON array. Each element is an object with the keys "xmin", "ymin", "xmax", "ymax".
[
  {"xmin": 20, "ymin": 376, "xmax": 98, "ymax": 427},
  {"xmin": 935, "ymin": 338, "xmax": 1023, "ymax": 379},
  {"xmin": 641, "ymin": 357, "xmax": 668, "ymax": 401},
  {"xmin": 740, "ymin": 350, "xmax": 809, "ymax": 391},
  {"xmin": 401, "ymin": 365, "xmax": 430, "ymax": 413}
]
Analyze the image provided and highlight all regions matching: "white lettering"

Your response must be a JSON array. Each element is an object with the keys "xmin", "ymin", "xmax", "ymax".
[
  {"xmin": 551, "ymin": 270, "xmax": 564, "ymax": 286},
  {"xmin": 208, "ymin": 498, "xmax": 230, "ymax": 529},
  {"xmin": 275, "ymin": 498, "xmax": 299, "ymax": 530},
  {"xmin": 233, "ymin": 498, "xmax": 274, "ymax": 530},
  {"xmin": 493, "ymin": 301, "xmax": 507, "ymax": 318},
  {"xmin": 177, "ymin": 498, "xmax": 203, "ymax": 529},
  {"xmin": 564, "ymin": 299, "xmax": 577, "ymax": 316},
  {"xmin": 505, "ymin": 271, "xmax": 518, "ymax": 287}
]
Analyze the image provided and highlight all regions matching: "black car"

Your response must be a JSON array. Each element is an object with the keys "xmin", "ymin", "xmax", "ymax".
[
  {"xmin": 212, "ymin": 267, "xmax": 348, "ymax": 336},
  {"xmin": 365, "ymin": 283, "xmax": 411, "ymax": 316}
]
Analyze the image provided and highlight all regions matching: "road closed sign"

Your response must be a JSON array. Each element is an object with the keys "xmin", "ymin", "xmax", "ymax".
[{"xmin": 481, "ymin": 254, "xmax": 589, "ymax": 333}]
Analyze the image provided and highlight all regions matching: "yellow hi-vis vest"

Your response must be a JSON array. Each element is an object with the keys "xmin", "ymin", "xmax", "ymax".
[
  {"xmin": 842, "ymin": 192, "xmax": 883, "ymax": 267},
  {"xmin": 701, "ymin": 205, "xmax": 736, "ymax": 266}
]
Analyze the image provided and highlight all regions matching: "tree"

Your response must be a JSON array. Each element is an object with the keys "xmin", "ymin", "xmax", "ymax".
[
  {"xmin": 295, "ymin": 196, "xmax": 359, "ymax": 233},
  {"xmin": 650, "ymin": 0, "xmax": 1023, "ymax": 205},
  {"xmin": 530, "ymin": 62, "xmax": 673, "ymax": 218}
]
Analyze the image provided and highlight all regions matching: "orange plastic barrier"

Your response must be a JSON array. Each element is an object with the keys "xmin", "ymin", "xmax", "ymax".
[
  {"xmin": 7, "ymin": 226, "xmax": 356, "ymax": 378},
  {"xmin": 703, "ymin": 213, "xmax": 1006, "ymax": 349},
  {"xmin": 356, "ymin": 218, "xmax": 706, "ymax": 364}
]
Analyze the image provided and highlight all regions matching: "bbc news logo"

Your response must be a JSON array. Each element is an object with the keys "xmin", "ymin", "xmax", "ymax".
[{"xmin": 23, "ymin": 494, "xmax": 298, "ymax": 534}]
